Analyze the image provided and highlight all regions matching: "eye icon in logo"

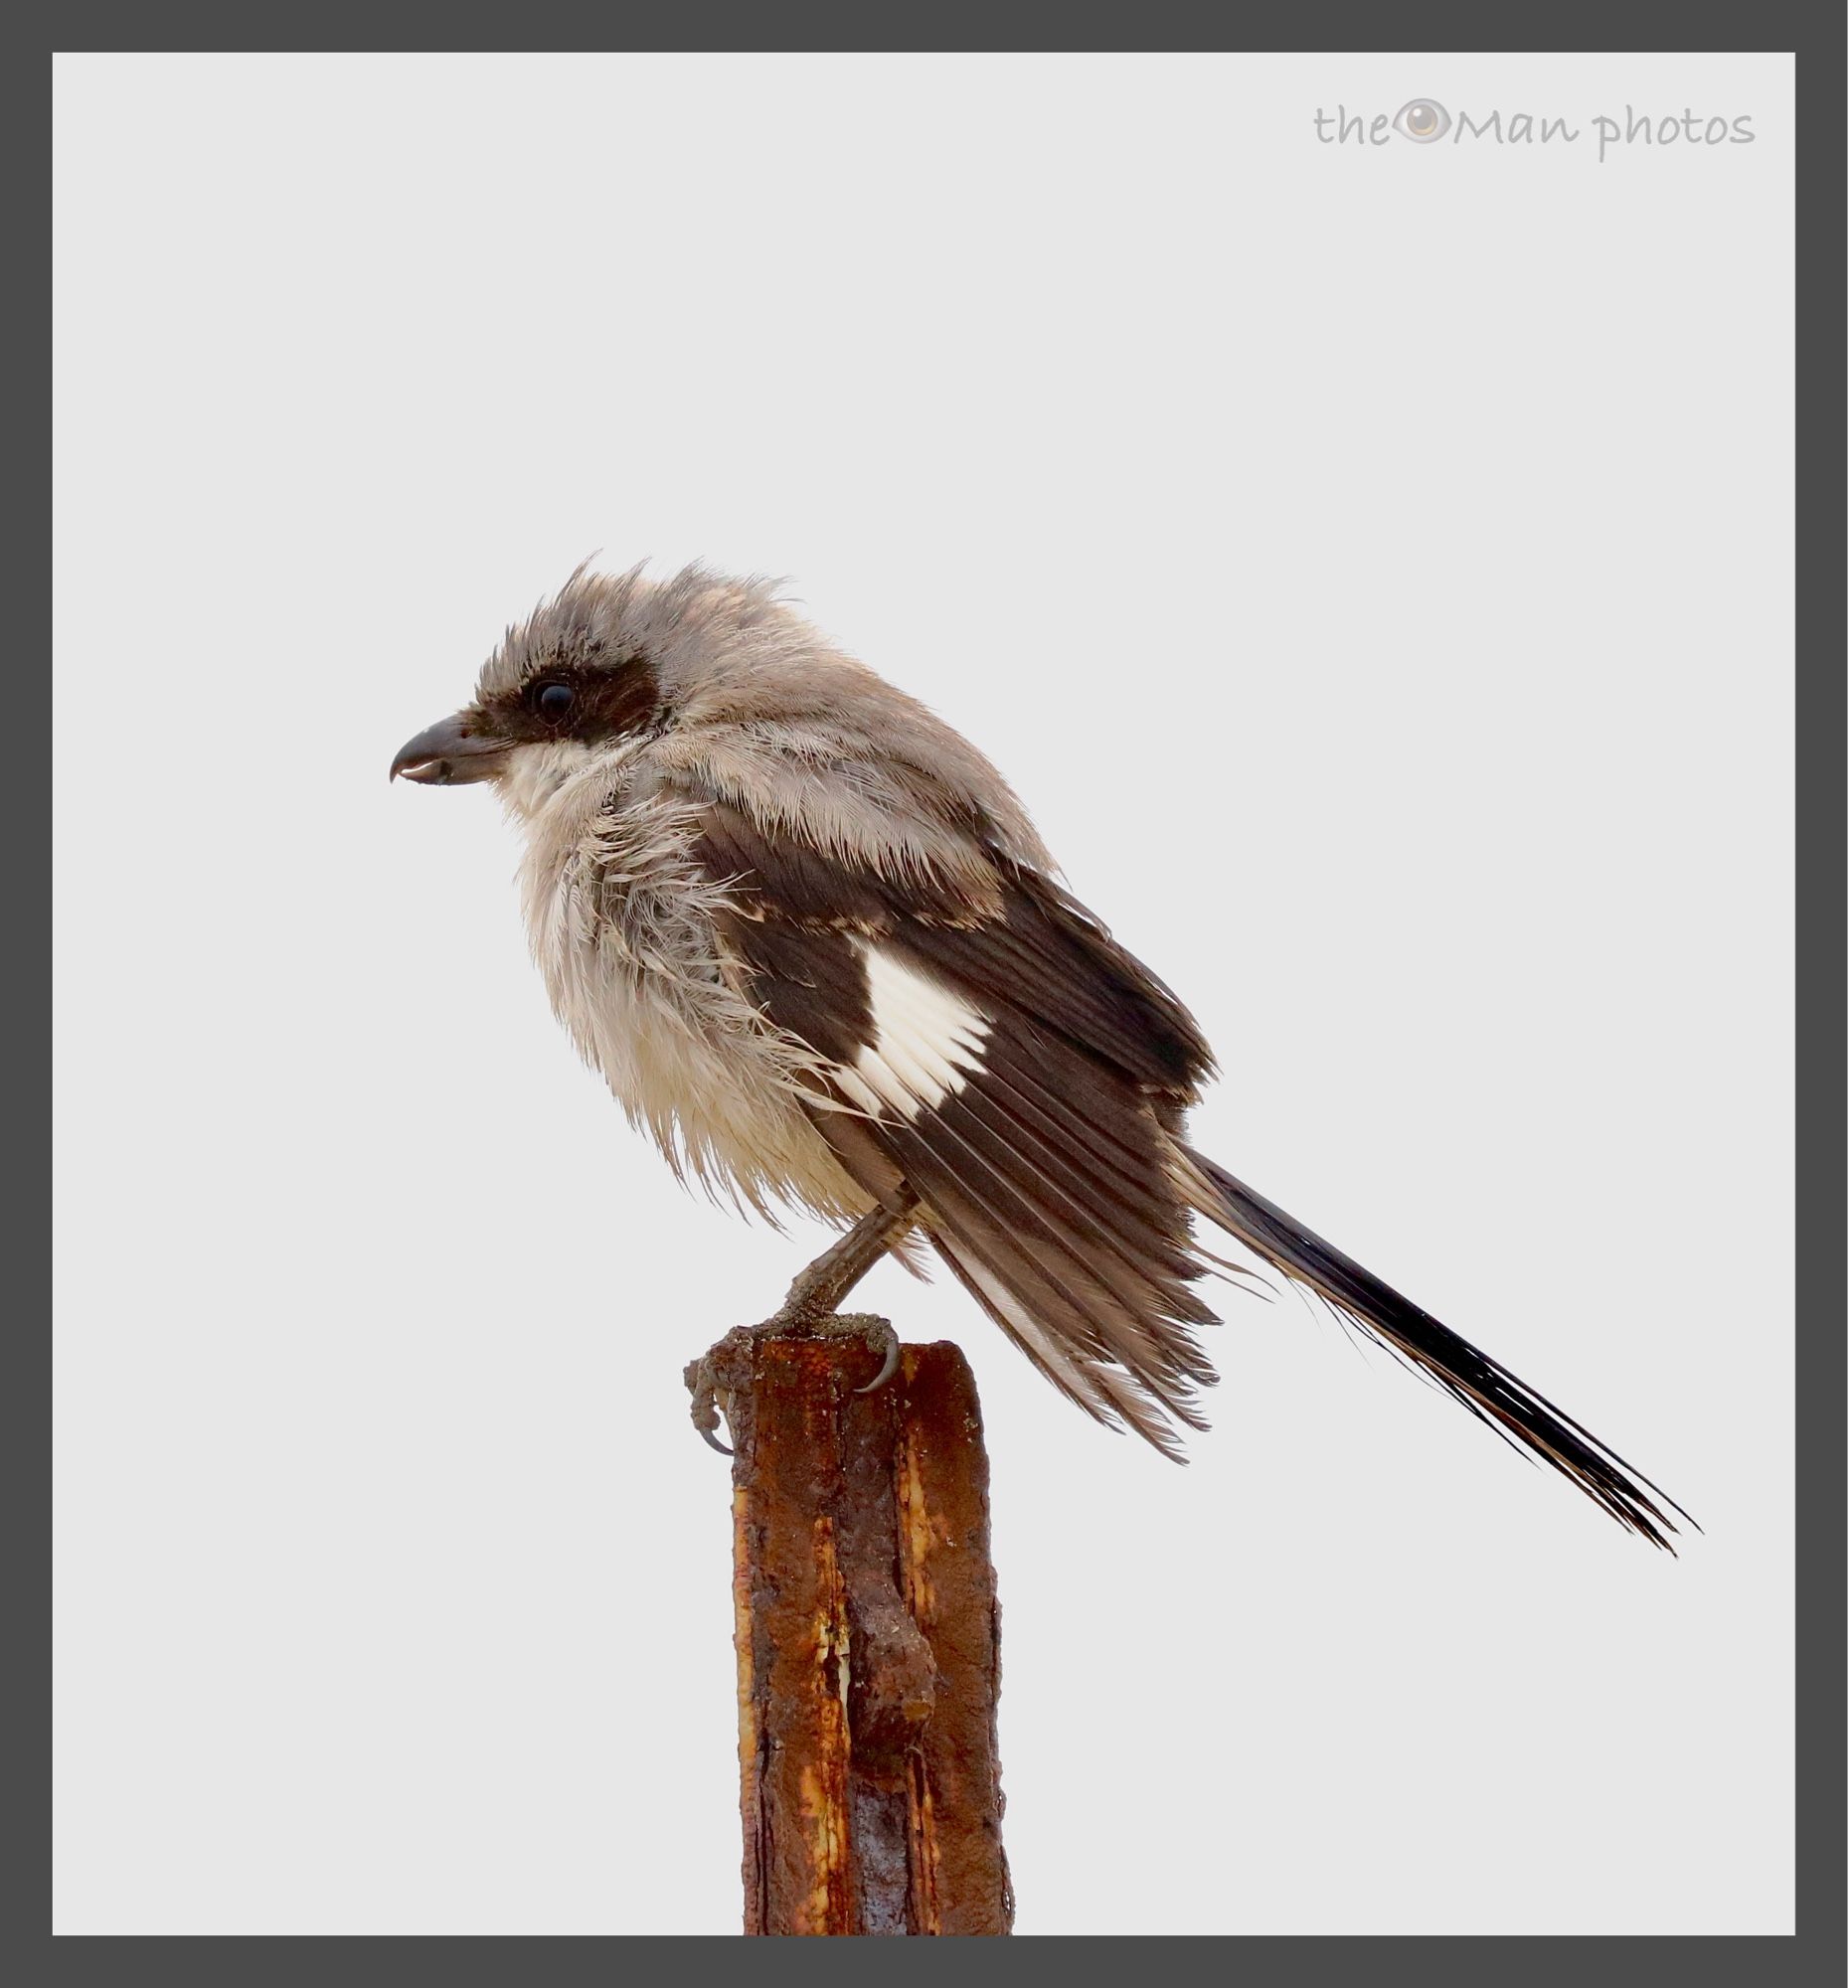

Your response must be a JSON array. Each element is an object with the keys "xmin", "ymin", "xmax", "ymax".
[{"xmin": 1393, "ymin": 98, "xmax": 1451, "ymax": 143}]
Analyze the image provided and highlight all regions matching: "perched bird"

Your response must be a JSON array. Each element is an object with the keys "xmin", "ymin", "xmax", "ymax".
[{"xmin": 393, "ymin": 562, "xmax": 1686, "ymax": 1547}]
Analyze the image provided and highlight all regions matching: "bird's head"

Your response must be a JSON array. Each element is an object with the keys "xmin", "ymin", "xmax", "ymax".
[{"xmin": 390, "ymin": 560, "xmax": 796, "ymax": 812}]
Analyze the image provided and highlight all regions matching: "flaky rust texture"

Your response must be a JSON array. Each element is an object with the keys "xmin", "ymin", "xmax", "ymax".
[{"xmin": 724, "ymin": 1323, "xmax": 1011, "ymax": 1935}]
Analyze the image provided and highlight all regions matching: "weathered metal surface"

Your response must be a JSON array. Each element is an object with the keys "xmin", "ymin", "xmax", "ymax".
[{"xmin": 718, "ymin": 1321, "xmax": 1011, "ymax": 1936}]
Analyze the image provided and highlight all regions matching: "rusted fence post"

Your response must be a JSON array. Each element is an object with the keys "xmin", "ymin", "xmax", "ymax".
[{"xmin": 710, "ymin": 1319, "xmax": 1012, "ymax": 1935}]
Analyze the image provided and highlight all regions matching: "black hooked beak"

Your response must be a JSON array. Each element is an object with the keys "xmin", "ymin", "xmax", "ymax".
[{"xmin": 390, "ymin": 712, "xmax": 510, "ymax": 786}]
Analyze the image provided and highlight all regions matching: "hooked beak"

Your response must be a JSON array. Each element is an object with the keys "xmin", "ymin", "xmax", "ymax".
[{"xmin": 390, "ymin": 712, "xmax": 510, "ymax": 786}]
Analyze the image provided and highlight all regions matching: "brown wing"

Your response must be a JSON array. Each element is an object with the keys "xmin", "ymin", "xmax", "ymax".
[{"xmin": 685, "ymin": 783, "xmax": 1227, "ymax": 1455}]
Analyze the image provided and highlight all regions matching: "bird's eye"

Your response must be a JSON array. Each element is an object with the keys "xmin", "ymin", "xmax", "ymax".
[
  {"xmin": 1393, "ymin": 98, "xmax": 1451, "ymax": 143},
  {"xmin": 535, "ymin": 682, "xmax": 576, "ymax": 720}
]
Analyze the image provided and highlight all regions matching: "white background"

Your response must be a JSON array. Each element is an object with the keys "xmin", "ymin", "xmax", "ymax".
[{"xmin": 54, "ymin": 54, "xmax": 1794, "ymax": 1935}]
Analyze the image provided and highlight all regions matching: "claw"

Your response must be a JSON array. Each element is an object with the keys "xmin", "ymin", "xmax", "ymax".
[
  {"xmin": 685, "ymin": 1344, "xmax": 739, "ymax": 1459},
  {"xmin": 855, "ymin": 1329, "xmax": 903, "ymax": 1396}
]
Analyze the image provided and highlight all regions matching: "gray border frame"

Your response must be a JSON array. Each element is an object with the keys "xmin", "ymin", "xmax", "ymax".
[{"xmin": 43, "ymin": 9, "xmax": 1842, "ymax": 1978}]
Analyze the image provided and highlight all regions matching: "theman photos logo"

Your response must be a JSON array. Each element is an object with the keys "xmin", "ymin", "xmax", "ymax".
[{"xmin": 1315, "ymin": 98, "xmax": 1757, "ymax": 164}]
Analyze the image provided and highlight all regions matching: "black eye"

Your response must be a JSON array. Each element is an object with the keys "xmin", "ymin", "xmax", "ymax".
[{"xmin": 535, "ymin": 682, "xmax": 575, "ymax": 720}]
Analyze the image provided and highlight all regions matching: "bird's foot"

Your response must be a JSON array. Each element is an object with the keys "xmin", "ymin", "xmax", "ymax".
[
  {"xmin": 804, "ymin": 1310, "xmax": 903, "ymax": 1396},
  {"xmin": 683, "ymin": 1325, "xmax": 759, "ymax": 1457},
  {"xmin": 683, "ymin": 1310, "xmax": 902, "ymax": 1457}
]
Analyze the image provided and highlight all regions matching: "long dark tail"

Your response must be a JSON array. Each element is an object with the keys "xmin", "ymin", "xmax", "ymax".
[{"xmin": 1183, "ymin": 1147, "xmax": 1692, "ymax": 1552}]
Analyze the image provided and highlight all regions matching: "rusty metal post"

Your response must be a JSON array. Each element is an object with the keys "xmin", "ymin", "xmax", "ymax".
[{"xmin": 714, "ymin": 1320, "xmax": 1012, "ymax": 1935}]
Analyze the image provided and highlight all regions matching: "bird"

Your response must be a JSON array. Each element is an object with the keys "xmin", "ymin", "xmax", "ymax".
[{"xmin": 392, "ymin": 560, "xmax": 1687, "ymax": 1548}]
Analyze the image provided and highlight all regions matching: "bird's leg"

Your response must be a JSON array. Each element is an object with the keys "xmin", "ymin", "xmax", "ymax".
[
  {"xmin": 773, "ymin": 1189, "xmax": 920, "ymax": 1329},
  {"xmin": 684, "ymin": 1191, "xmax": 920, "ymax": 1454}
]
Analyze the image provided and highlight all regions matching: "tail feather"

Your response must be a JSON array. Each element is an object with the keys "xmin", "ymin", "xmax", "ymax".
[{"xmin": 1182, "ymin": 1147, "xmax": 1693, "ymax": 1552}]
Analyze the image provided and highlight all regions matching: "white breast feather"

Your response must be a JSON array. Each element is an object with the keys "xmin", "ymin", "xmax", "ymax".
[{"xmin": 506, "ymin": 742, "xmax": 866, "ymax": 1225}]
